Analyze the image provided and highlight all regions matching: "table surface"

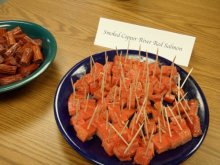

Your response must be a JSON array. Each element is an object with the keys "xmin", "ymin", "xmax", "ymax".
[{"xmin": 0, "ymin": 0, "xmax": 220, "ymax": 164}]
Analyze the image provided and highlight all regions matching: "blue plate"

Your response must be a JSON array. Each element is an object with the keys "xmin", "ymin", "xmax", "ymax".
[{"xmin": 54, "ymin": 50, "xmax": 209, "ymax": 165}]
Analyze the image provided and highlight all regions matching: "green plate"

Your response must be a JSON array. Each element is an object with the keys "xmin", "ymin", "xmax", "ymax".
[{"xmin": 0, "ymin": 20, "xmax": 57, "ymax": 93}]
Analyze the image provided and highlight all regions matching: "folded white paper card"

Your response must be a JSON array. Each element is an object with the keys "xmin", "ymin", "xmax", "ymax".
[{"xmin": 94, "ymin": 18, "xmax": 196, "ymax": 67}]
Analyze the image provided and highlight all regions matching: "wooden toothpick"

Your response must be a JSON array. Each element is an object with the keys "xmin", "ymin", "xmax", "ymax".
[
  {"xmin": 144, "ymin": 128, "xmax": 154, "ymax": 156},
  {"xmin": 124, "ymin": 123, "xmax": 144, "ymax": 154},
  {"xmin": 181, "ymin": 68, "xmax": 193, "ymax": 88}
]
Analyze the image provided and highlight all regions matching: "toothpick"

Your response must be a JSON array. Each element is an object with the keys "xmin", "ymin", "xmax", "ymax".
[
  {"xmin": 136, "ymin": 96, "xmax": 148, "ymax": 124},
  {"xmin": 93, "ymin": 65, "xmax": 97, "ymax": 85},
  {"xmin": 178, "ymin": 73, "xmax": 180, "ymax": 101},
  {"xmin": 90, "ymin": 57, "xmax": 93, "ymax": 75},
  {"xmin": 71, "ymin": 78, "xmax": 76, "ymax": 105},
  {"xmin": 124, "ymin": 123, "xmax": 144, "ymax": 154},
  {"xmin": 135, "ymin": 70, "xmax": 140, "ymax": 92},
  {"xmin": 159, "ymin": 66, "xmax": 163, "ymax": 88},
  {"xmin": 171, "ymin": 92, "xmax": 188, "ymax": 111},
  {"xmin": 113, "ymin": 86, "xmax": 117, "ymax": 108},
  {"xmin": 164, "ymin": 107, "xmax": 172, "ymax": 137},
  {"xmin": 102, "ymin": 98, "xmax": 106, "ymax": 112},
  {"xmin": 116, "ymin": 61, "xmax": 118, "ymax": 77},
  {"xmin": 131, "ymin": 113, "xmax": 137, "ymax": 135},
  {"xmin": 82, "ymin": 71, "xmax": 86, "ymax": 85},
  {"xmin": 89, "ymin": 50, "xmax": 96, "ymax": 66},
  {"xmin": 175, "ymin": 99, "xmax": 182, "ymax": 122},
  {"xmin": 120, "ymin": 120, "xmax": 129, "ymax": 135},
  {"xmin": 105, "ymin": 51, "xmax": 107, "ymax": 63},
  {"xmin": 138, "ymin": 44, "xmax": 141, "ymax": 65},
  {"xmin": 84, "ymin": 88, "xmax": 87, "ymax": 101},
  {"xmin": 121, "ymin": 68, "xmax": 127, "ymax": 91},
  {"xmin": 158, "ymin": 116, "xmax": 162, "ymax": 143},
  {"xmin": 144, "ymin": 114, "xmax": 149, "ymax": 139},
  {"xmin": 144, "ymin": 128, "xmax": 154, "ymax": 156},
  {"xmin": 135, "ymin": 97, "xmax": 146, "ymax": 124},
  {"xmin": 139, "ymin": 124, "xmax": 146, "ymax": 145},
  {"xmin": 146, "ymin": 50, "xmax": 149, "ymax": 77},
  {"xmin": 180, "ymin": 91, "xmax": 191, "ymax": 110},
  {"xmin": 152, "ymin": 48, "xmax": 159, "ymax": 78},
  {"xmin": 84, "ymin": 94, "xmax": 89, "ymax": 112},
  {"xmin": 115, "ymin": 46, "xmax": 119, "ymax": 56},
  {"xmin": 120, "ymin": 100, "xmax": 124, "ymax": 118},
  {"xmin": 114, "ymin": 112, "xmax": 122, "ymax": 128},
  {"xmin": 167, "ymin": 106, "xmax": 182, "ymax": 130},
  {"xmin": 109, "ymin": 123, "xmax": 129, "ymax": 146},
  {"xmin": 180, "ymin": 101, "xmax": 193, "ymax": 124},
  {"xmin": 119, "ymin": 51, "xmax": 122, "ymax": 62},
  {"xmin": 125, "ymin": 41, "xmax": 130, "ymax": 62},
  {"xmin": 108, "ymin": 125, "xmax": 113, "ymax": 142},
  {"xmin": 169, "ymin": 56, "xmax": 176, "ymax": 96},
  {"xmin": 104, "ymin": 57, "xmax": 108, "ymax": 83},
  {"xmin": 87, "ymin": 105, "xmax": 98, "ymax": 129},
  {"xmin": 101, "ymin": 75, "xmax": 105, "ymax": 104},
  {"xmin": 106, "ymin": 110, "xmax": 109, "ymax": 130},
  {"xmin": 142, "ymin": 95, "xmax": 150, "ymax": 125},
  {"xmin": 119, "ymin": 79, "xmax": 122, "ymax": 99},
  {"xmin": 161, "ymin": 104, "xmax": 166, "ymax": 127},
  {"xmin": 75, "ymin": 99, "xmax": 80, "ymax": 123},
  {"xmin": 145, "ymin": 72, "xmax": 150, "ymax": 98},
  {"xmin": 135, "ymin": 94, "xmax": 141, "ymax": 112},
  {"xmin": 129, "ymin": 58, "xmax": 132, "ymax": 72},
  {"xmin": 181, "ymin": 68, "xmax": 193, "ymax": 88},
  {"xmin": 96, "ymin": 106, "xmax": 101, "ymax": 123},
  {"xmin": 129, "ymin": 83, "xmax": 133, "ymax": 109}
]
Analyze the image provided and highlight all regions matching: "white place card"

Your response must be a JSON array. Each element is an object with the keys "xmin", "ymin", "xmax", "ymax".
[{"xmin": 94, "ymin": 18, "xmax": 196, "ymax": 67}]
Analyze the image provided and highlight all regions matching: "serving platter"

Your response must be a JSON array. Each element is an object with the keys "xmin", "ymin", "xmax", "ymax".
[{"xmin": 54, "ymin": 49, "xmax": 209, "ymax": 165}]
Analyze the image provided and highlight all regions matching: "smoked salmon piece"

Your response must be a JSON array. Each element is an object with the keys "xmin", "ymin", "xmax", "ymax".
[
  {"xmin": 182, "ymin": 99, "xmax": 199, "ymax": 118},
  {"xmin": 161, "ymin": 65, "xmax": 177, "ymax": 77},
  {"xmin": 74, "ymin": 78, "xmax": 90, "ymax": 94},
  {"xmin": 173, "ymin": 100, "xmax": 187, "ymax": 113},
  {"xmin": 76, "ymin": 120, "xmax": 96, "ymax": 142},
  {"xmin": 164, "ymin": 131, "xmax": 182, "ymax": 149},
  {"xmin": 70, "ymin": 115, "xmax": 85, "ymax": 132},
  {"xmin": 171, "ymin": 119, "xmax": 192, "ymax": 145},
  {"xmin": 144, "ymin": 119, "xmax": 157, "ymax": 136},
  {"xmin": 122, "ymin": 107, "xmax": 137, "ymax": 119},
  {"xmin": 113, "ymin": 139, "xmax": 139, "ymax": 161},
  {"xmin": 152, "ymin": 132, "xmax": 171, "ymax": 154},
  {"xmin": 68, "ymin": 96, "xmax": 79, "ymax": 116},
  {"xmin": 89, "ymin": 81, "xmax": 100, "ymax": 95},
  {"xmin": 133, "ymin": 146, "xmax": 154, "ymax": 165},
  {"xmin": 91, "ymin": 62, "xmax": 104, "ymax": 77},
  {"xmin": 186, "ymin": 114, "xmax": 202, "ymax": 137},
  {"xmin": 96, "ymin": 123, "xmax": 114, "ymax": 141},
  {"xmin": 93, "ymin": 89, "xmax": 108, "ymax": 100},
  {"xmin": 102, "ymin": 134, "xmax": 119, "ymax": 157},
  {"xmin": 153, "ymin": 82, "xmax": 166, "ymax": 94}
]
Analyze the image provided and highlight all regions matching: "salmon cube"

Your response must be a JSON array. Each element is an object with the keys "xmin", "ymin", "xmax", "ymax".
[
  {"xmin": 133, "ymin": 146, "xmax": 154, "ymax": 165},
  {"xmin": 70, "ymin": 115, "xmax": 85, "ymax": 132},
  {"xmin": 171, "ymin": 119, "xmax": 192, "ymax": 145},
  {"xmin": 102, "ymin": 134, "xmax": 119, "ymax": 157},
  {"xmin": 76, "ymin": 120, "xmax": 96, "ymax": 142},
  {"xmin": 186, "ymin": 115, "xmax": 202, "ymax": 137},
  {"xmin": 113, "ymin": 140, "xmax": 139, "ymax": 161},
  {"xmin": 164, "ymin": 131, "xmax": 182, "ymax": 149},
  {"xmin": 152, "ymin": 133, "xmax": 171, "ymax": 154}
]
